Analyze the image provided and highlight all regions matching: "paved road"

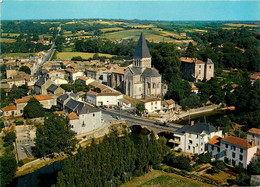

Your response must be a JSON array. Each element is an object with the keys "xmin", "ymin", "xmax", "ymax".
[
  {"xmin": 34, "ymin": 43, "xmax": 56, "ymax": 77},
  {"xmin": 101, "ymin": 108, "xmax": 182, "ymax": 133}
]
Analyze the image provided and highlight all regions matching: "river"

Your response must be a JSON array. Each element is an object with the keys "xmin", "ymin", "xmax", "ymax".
[{"xmin": 8, "ymin": 161, "xmax": 62, "ymax": 187}]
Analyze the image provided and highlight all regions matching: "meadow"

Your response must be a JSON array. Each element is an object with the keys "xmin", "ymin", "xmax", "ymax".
[{"xmin": 122, "ymin": 170, "xmax": 210, "ymax": 187}]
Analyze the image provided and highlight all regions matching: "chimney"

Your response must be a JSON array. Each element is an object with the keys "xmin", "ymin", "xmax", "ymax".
[
  {"xmin": 224, "ymin": 132, "xmax": 228, "ymax": 138},
  {"xmin": 190, "ymin": 121, "xmax": 194, "ymax": 126},
  {"xmin": 87, "ymin": 109, "xmax": 89, "ymax": 113}
]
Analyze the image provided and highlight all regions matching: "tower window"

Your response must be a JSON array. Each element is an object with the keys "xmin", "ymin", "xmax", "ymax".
[{"xmin": 209, "ymin": 66, "xmax": 211, "ymax": 69}]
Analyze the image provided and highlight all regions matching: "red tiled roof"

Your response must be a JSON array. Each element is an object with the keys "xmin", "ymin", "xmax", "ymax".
[
  {"xmin": 208, "ymin": 136, "xmax": 223, "ymax": 146},
  {"xmin": 67, "ymin": 112, "xmax": 79, "ymax": 120},
  {"xmin": 15, "ymin": 95, "xmax": 53, "ymax": 104},
  {"xmin": 1, "ymin": 105, "xmax": 16, "ymax": 111},
  {"xmin": 221, "ymin": 136, "xmax": 256, "ymax": 149},
  {"xmin": 248, "ymin": 128, "xmax": 260, "ymax": 136},
  {"xmin": 166, "ymin": 99, "xmax": 175, "ymax": 105},
  {"xmin": 180, "ymin": 57, "xmax": 204, "ymax": 64}
]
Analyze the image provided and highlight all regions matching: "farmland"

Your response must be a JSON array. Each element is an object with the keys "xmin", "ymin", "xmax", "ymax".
[
  {"xmin": 55, "ymin": 52, "xmax": 115, "ymax": 60},
  {"xmin": 1, "ymin": 53, "xmax": 34, "ymax": 57}
]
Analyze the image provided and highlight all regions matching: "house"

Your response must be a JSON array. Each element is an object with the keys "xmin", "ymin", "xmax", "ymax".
[
  {"xmin": 1, "ymin": 95, "xmax": 56, "ymax": 117},
  {"xmin": 6, "ymin": 65, "xmax": 16, "ymax": 79},
  {"xmin": 170, "ymin": 121, "xmax": 223, "ymax": 154},
  {"xmin": 118, "ymin": 98, "xmax": 132, "ymax": 109},
  {"xmin": 47, "ymin": 70, "xmax": 66, "ymax": 80},
  {"xmin": 124, "ymin": 33, "xmax": 162, "ymax": 99},
  {"xmin": 46, "ymin": 84, "xmax": 65, "ymax": 95},
  {"xmin": 208, "ymin": 135, "xmax": 257, "ymax": 168},
  {"xmin": 67, "ymin": 101, "xmax": 102, "ymax": 134},
  {"xmin": 76, "ymin": 76, "xmax": 94, "ymax": 85},
  {"xmin": 0, "ymin": 105, "xmax": 17, "ymax": 117},
  {"xmin": 57, "ymin": 93, "xmax": 80, "ymax": 110},
  {"xmin": 34, "ymin": 76, "xmax": 54, "ymax": 94},
  {"xmin": 86, "ymin": 81, "xmax": 123, "ymax": 106},
  {"xmin": 247, "ymin": 128, "xmax": 260, "ymax": 150},
  {"xmin": 86, "ymin": 68, "xmax": 103, "ymax": 81},
  {"xmin": 66, "ymin": 69, "xmax": 84, "ymax": 81},
  {"xmin": 180, "ymin": 57, "xmax": 214, "ymax": 82},
  {"xmin": 161, "ymin": 99, "xmax": 175, "ymax": 112},
  {"xmin": 250, "ymin": 72, "xmax": 260, "ymax": 85},
  {"xmin": 140, "ymin": 98, "xmax": 161, "ymax": 113},
  {"xmin": 14, "ymin": 95, "xmax": 56, "ymax": 116}
]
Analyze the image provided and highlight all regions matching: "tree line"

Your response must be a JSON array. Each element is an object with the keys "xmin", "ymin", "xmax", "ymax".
[{"xmin": 54, "ymin": 130, "xmax": 168, "ymax": 186}]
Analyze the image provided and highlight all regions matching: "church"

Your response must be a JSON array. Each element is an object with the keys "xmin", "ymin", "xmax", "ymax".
[{"xmin": 124, "ymin": 33, "xmax": 163, "ymax": 99}]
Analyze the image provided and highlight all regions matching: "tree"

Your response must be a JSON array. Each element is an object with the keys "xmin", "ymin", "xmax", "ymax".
[
  {"xmin": 3, "ymin": 131, "xmax": 16, "ymax": 147},
  {"xmin": 247, "ymin": 157, "xmax": 260, "ymax": 175},
  {"xmin": 0, "ymin": 152, "xmax": 17, "ymax": 186},
  {"xmin": 34, "ymin": 113, "xmax": 77, "ymax": 157},
  {"xmin": 197, "ymin": 152, "xmax": 211, "ymax": 164},
  {"xmin": 23, "ymin": 97, "xmax": 45, "ymax": 119},
  {"xmin": 19, "ymin": 66, "xmax": 31, "ymax": 75},
  {"xmin": 136, "ymin": 103, "xmax": 145, "ymax": 114},
  {"xmin": 185, "ymin": 42, "xmax": 197, "ymax": 58}
]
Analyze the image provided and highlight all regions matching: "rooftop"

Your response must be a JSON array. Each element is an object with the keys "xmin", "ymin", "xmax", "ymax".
[
  {"xmin": 221, "ymin": 136, "xmax": 256, "ymax": 149},
  {"xmin": 1, "ymin": 105, "xmax": 16, "ymax": 111},
  {"xmin": 175, "ymin": 122, "xmax": 217, "ymax": 134},
  {"xmin": 180, "ymin": 57, "xmax": 205, "ymax": 64},
  {"xmin": 133, "ymin": 32, "xmax": 151, "ymax": 59},
  {"xmin": 208, "ymin": 136, "xmax": 223, "ymax": 146},
  {"xmin": 140, "ymin": 98, "xmax": 161, "ymax": 103},
  {"xmin": 248, "ymin": 128, "xmax": 260, "ymax": 136},
  {"xmin": 67, "ymin": 112, "xmax": 79, "ymax": 120}
]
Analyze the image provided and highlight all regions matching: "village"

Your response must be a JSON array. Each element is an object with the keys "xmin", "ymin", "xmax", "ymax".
[{"xmin": 0, "ymin": 18, "xmax": 260, "ymax": 186}]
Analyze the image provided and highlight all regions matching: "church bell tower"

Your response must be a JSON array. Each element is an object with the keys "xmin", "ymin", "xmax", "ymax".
[{"xmin": 133, "ymin": 32, "xmax": 152, "ymax": 72}]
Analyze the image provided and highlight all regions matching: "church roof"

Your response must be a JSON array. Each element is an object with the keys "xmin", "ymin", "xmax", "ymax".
[
  {"xmin": 133, "ymin": 32, "xmax": 151, "ymax": 59},
  {"xmin": 129, "ymin": 67, "xmax": 142, "ymax": 75},
  {"xmin": 141, "ymin": 68, "xmax": 161, "ymax": 77}
]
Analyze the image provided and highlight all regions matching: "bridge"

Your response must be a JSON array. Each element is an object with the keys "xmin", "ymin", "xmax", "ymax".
[{"xmin": 101, "ymin": 108, "xmax": 183, "ymax": 134}]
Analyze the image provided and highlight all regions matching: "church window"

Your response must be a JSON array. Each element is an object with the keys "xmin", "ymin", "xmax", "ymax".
[
  {"xmin": 139, "ymin": 87, "xmax": 141, "ymax": 91},
  {"xmin": 157, "ymin": 83, "xmax": 160, "ymax": 88},
  {"xmin": 209, "ymin": 66, "xmax": 211, "ymax": 69},
  {"xmin": 199, "ymin": 70, "xmax": 201, "ymax": 74},
  {"xmin": 199, "ymin": 65, "xmax": 201, "ymax": 68},
  {"xmin": 153, "ymin": 83, "xmax": 156, "ymax": 88}
]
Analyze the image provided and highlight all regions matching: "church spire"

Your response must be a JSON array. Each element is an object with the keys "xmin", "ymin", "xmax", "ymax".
[{"xmin": 133, "ymin": 32, "xmax": 151, "ymax": 59}]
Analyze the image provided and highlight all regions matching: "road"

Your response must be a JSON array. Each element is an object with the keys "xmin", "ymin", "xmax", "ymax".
[
  {"xmin": 101, "ymin": 108, "xmax": 183, "ymax": 134},
  {"xmin": 33, "ymin": 43, "xmax": 56, "ymax": 77}
]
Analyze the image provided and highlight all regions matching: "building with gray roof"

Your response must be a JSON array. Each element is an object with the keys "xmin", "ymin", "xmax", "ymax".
[
  {"xmin": 169, "ymin": 121, "xmax": 223, "ymax": 155},
  {"xmin": 124, "ymin": 32, "xmax": 163, "ymax": 99}
]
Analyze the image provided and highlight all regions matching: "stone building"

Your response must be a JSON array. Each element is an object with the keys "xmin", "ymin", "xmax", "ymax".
[
  {"xmin": 124, "ymin": 33, "xmax": 162, "ymax": 99},
  {"xmin": 180, "ymin": 57, "xmax": 214, "ymax": 82}
]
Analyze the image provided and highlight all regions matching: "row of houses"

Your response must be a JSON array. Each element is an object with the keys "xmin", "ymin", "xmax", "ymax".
[{"xmin": 169, "ymin": 121, "xmax": 260, "ymax": 168}]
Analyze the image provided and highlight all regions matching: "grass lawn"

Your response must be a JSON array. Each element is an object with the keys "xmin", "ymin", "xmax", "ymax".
[
  {"xmin": 55, "ymin": 52, "xmax": 114, "ymax": 60},
  {"xmin": 122, "ymin": 170, "xmax": 211, "ymax": 187},
  {"xmin": 1, "ymin": 38, "xmax": 16, "ymax": 43},
  {"xmin": 2, "ymin": 53, "xmax": 34, "ymax": 57}
]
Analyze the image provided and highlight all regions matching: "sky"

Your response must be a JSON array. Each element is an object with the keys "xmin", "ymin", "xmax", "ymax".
[{"xmin": 1, "ymin": 1, "xmax": 260, "ymax": 21}]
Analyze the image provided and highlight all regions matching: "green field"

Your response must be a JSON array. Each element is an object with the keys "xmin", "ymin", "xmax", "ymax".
[
  {"xmin": 1, "ymin": 53, "xmax": 34, "ymax": 57},
  {"xmin": 122, "ymin": 170, "xmax": 210, "ymax": 187},
  {"xmin": 55, "ymin": 52, "xmax": 115, "ymax": 60},
  {"xmin": 1, "ymin": 38, "xmax": 16, "ymax": 43}
]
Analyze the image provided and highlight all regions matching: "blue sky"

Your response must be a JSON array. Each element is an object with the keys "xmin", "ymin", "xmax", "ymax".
[{"xmin": 1, "ymin": 1, "xmax": 260, "ymax": 21}]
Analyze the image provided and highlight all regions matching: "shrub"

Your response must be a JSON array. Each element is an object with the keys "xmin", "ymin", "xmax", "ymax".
[{"xmin": 18, "ymin": 160, "xmax": 24, "ymax": 167}]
